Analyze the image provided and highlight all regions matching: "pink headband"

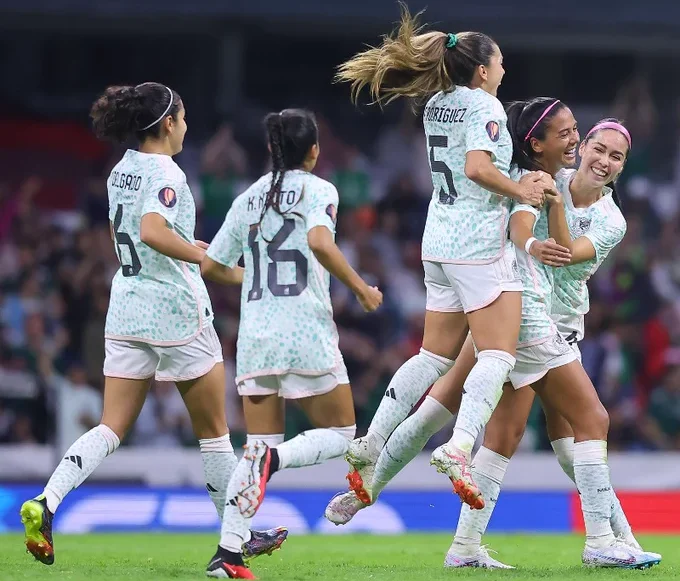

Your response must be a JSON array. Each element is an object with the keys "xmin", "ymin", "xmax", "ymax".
[
  {"xmin": 524, "ymin": 100, "xmax": 561, "ymax": 142},
  {"xmin": 585, "ymin": 122, "xmax": 632, "ymax": 149}
]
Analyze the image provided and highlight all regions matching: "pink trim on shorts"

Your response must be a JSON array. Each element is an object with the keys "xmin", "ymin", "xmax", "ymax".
[
  {"xmin": 158, "ymin": 358, "xmax": 222, "ymax": 383},
  {"xmin": 425, "ymin": 304, "xmax": 464, "ymax": 313},
  {"xmin": 104, "ymin": 369, "xmax": 154, "ymax": 381},
  {"xmin": 463, "ymin": 280, "xmax": 523, "ymax": 314}
]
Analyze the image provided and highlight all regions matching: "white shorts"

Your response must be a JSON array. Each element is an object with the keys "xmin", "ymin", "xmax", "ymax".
[
  {"xmin": 103, "ymin": 324, "xmax": 223, "ymax": 383},
  {"xmin": 424, "ymin": 244, "xmax": 523, "ymax": 314},
  {"xmin": 237, "ymin": 360, "xmax": 350, "ymax": 400},
  {"xmin": 509, "ymin": 332, "xmax": 578, "ymax": 389}
]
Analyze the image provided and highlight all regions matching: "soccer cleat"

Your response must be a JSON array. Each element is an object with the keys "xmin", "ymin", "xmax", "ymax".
[
  {"xmin": 345, "ymin": 437, "xmax": 380, "ymax": 505},
  {"xmin": 206, "ymin": 549, "xmax": 256, "ymax": 579},
  {"xmin": 20, "ymin": 495, "xmax": 55, "ymax": 565},
  {"xmin": 444, "ymin": 545, "xmax": 515, "ymax": 569},
  {"xmin": 324, "ymin": 491, "xmax": 368, "ymax": 525},
  {"xmin": 234, "ymin": 442, "xmax": 271, "ymax": 519},
  {"xmin": 242, "ymin": 526, "xmax": 289, "ymax": 561},
  {"xmin": 618, "ymin": 534, "xmax": 662, "ymax": 562},
  {"xmin": 582, "ymin": 538, "xmax": 662, "ymax": 569},
  {"xmin": 430, "ymin": 444, "xmax": 484, "ymax": 510}
]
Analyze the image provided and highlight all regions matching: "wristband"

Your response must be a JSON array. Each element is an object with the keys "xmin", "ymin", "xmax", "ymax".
[{"xmin": 524, "ymin": 237, "xmax": 537, "ymax": 254}]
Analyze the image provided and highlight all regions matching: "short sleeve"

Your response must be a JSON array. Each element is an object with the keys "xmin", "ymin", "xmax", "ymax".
[
  {"xmin": 465, "ymin": 99, "xmax": 506, "ymax": 160},
  {"xmin": 206, "ymin": 205, "xmax": 242, "ymax": 268},
  {"xmin": 306, "ymin": 182, "xmax": 339, "ymax": 234},
  {"xmin": 511, "ymin": 203, "xmax": 540, "ymax": 220},
  {"xmin": 141, "ymin": 177, "xmax": 183, "ymax": 228},
  {"xmin": 583, "ymin": 219, "xmax": 626, "ymax": 262}
]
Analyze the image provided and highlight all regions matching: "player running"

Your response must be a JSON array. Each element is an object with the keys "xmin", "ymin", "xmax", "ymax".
[
  {"xmin": 200, "ymin": 108, "xmax": 382, "ymax": 578},
  {"xmin": 335, "ymin": 4, "xmax": 553, "ymax": 510},
  {"xmin": 19, "ymin": 82, "xmax": 286, "ymax": 566},
  {"xmin": 328, "ymin": 113, "xmax": 661, "ymax": 569}
]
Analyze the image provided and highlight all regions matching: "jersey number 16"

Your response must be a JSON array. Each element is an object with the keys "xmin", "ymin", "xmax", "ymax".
[{"xmin": 247, "ymin": 219, "xmax": 308, "ymax": 302}]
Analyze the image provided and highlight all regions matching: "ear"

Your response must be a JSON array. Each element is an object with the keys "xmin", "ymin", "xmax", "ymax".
[
  {"xmin": 578, "ymin": 140, "xmax": 586, "ymax": 157},
  {"xmin": 529, "ymin": 137, "xmax": 544, "ymax": 154},
  {"xmin": 310, "ymin": 143, "xmax": 320, "ymax": 160},
  {"xmin": 477, "ymin": 63, "xmax": 488, "ymax": 82}
]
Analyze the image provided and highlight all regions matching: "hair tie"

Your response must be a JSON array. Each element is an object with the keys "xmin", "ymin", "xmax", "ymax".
[
  {"xmin": 446, "ymin": 33, "xmax": 458, "ymax": 49},
  {"xmin": 139, "ymin": 86, "xmax": 174, "ymax": 131}
]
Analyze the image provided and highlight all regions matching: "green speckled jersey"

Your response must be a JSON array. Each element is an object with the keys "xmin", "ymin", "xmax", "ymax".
[
  {"xmin": 105, "ymin": 150, "xmax": 213, "ymax": 345},
  {"xmin": 421, "ymin": 86, "xmax": 513, "ymax": 264},
  {"xmin": 207, "ymin": 170, "xmax": 341, "ymax": 382},
  {"xmin": 551, "ymin": 169, "xmax": 626, "ymax": 340},
  {"xmin": 510, "ymin": 167, "xmax": 556, "ymax": 346}
]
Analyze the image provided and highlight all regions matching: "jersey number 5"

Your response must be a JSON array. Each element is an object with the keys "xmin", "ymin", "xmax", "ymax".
[
  {"xmin": 113, "ymin": 204, "xmax": 142, "ymax": 277},
  {"xmin": 247, "ymin": 219, "xmax": 308, "ymax": 302},
  {"xmin": 429, "ymin": 135, "xmax": 457, "ymax": 205}
]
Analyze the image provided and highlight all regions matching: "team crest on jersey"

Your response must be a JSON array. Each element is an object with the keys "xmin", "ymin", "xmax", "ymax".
[
  {"xmin": 326, "ymin": 204, "xmax": 337, "ymax": 224},
  {"xmin": 158, "ymin": 187, "xmax": 177, "ymax": 208},
  {"xmin": 572, "ymin": 217, "xmax": 592, "ymax": 236},
  {"xmin": 486, "ymin": 121, "xmax": 500, "ymax": 142}
]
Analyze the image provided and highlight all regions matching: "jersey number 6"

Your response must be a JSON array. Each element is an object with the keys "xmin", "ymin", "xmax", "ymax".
[
  {"xmin": 429, "ymin": 135, "xmax": 457, "ymax": 205},
  {"xmin": 247, "ymin": 219, "xmax": 308, "ymax": 302},
  {"xmin": 113, "ymin": 204, "xmax": 142, "ymax": 277}
]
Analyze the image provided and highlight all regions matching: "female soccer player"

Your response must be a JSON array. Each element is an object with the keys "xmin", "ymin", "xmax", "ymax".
[
  {"xmin": 19, "ymin": 82, "xmax": 286, "ymax": 566},
  {"xmin": 335, "ymin": 4, "xmax": 552, "ymax": 508},
  {"xmin": 200, "ymin": 108, "xmax": 382, "ymax": 578},
  {"xmin": 329, "ymin": 113, "xmax": 661, "ymax": 569}
]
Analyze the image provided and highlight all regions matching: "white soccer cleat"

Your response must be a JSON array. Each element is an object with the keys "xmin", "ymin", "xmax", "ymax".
[
  {"xmin": 233, "ymin": 441, "xmax": 272, "ymax": 519},
  {"xmin": 430, "ymin": 444, "xmax": 484, "ymax": 510},
  {"xmin": 444, "ymin": 546, "xmax": 515, "ymax": 569},
  {"xmin": 618, "ymin": 534, "xmax": 663, "ymax": 562},
  {"xmin": 582, "ymin": 538, "xmax": 662, "ymax": 569},
  {"xmin": 345, "ymin": 437, "xmax": 380, "ymax": 505},
  {"xmin": 324, "ymin": 491, "xmax": 368, "ymax": 525}
]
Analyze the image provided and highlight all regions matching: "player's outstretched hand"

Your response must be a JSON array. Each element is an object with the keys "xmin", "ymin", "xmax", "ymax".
[
  {"xmin": 529, "ymin": 237, "xmax": 571, "ymax": 267},
  {"xmin": 357, "ymin": 286, "xmax": 383, "ymax": 312},
  {"xmin": 195, "ymin": 240, "xmax": 210, "ymax": 250}
]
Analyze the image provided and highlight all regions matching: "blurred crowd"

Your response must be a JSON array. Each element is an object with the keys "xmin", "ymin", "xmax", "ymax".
[{"xmin": 2, "ymin": 78, "xmax": 680, "ymax": 453}]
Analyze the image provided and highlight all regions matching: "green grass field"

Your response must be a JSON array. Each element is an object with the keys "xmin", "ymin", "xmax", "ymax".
[{"xmin": 0, "ymin": 533, "xmax": 677, "ymax": 580}]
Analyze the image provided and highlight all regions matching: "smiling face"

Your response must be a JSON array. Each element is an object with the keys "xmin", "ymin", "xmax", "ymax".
[
  {"xmin": 530, "ymin": 106, "xmax": 580, "ymax": 176},
  {"xmin": 578, "ymin": 128, "xmax": 629, "ymax": 187}
]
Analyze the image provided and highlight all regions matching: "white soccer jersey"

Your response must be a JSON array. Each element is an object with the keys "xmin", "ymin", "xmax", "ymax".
[
  {"xmin": 105, "ymin": 150, "xmax": 213, "ymax": 345},
  {"xmin": 421, "ymin": 86, "xmax": 513, "ymax": 264},
  {"xmin": 207, "ymin": 170, "xmax": 342, "ymax": 383}
]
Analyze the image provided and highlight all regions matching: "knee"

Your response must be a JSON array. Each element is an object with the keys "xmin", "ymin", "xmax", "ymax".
[
  {"xmin": 574, "ymin": 402, "xmax": 609, "ymax": 441},
  {"xmin": 483, "ymin": 419, "xmax": 525, "ymax": 459},
  {"xmin": 330, "ymin": 425, "xmax": 357, "ymax": 441}
]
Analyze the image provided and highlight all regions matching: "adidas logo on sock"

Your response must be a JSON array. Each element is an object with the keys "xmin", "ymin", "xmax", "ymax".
[
  {"xmin": 385, "ymin": 387, "xmax": 396, "ymax": 400},
  {"xmin": 228, "ymin": 497, "xmax": 238, "ymax": 507},
  {"xmin": 65, "ymin": 455, "xmax": 82, "ymax": 469},
  {"xmin": 206, "ymin": 483, "xmax": 218, "ymax": 493}
]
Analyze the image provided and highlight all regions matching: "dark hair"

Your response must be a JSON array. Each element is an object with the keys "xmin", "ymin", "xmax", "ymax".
[
  {"xmin": 336, "ymin": 3, "xmax": 498, "ymax": 106},
  {"xmin": 505, "ymin": 97, "xmax": 566, "ymax": 172},
  {"xmin": 258, "ymin": 109, "xmax": 319, "ymax": 231},
  {"xmin": 583, "ymin": 117, "xmax": 630, "ymax": 209},
  {"xmin": 90, "ymin": 82, "xmax": 181, "ymax": 143}
]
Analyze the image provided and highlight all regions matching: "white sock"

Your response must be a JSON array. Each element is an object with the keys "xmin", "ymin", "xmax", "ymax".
[
  {"xmin": 367, "ymin": 348, "xmax": 454, "ymax": 448},
  {"xmin": 43, "ymin": 424, "xmax": 120, "ymax": 513},
  {"xmin": 450, "ymin": 350, "xmax": 515, "ymax": 454},
  {"xmin": 199, "ymin": 434, "xmax": 237, "ymax": 521},
  {"xmin": 247, "ymin": 434, "xmax": 285, "ymax": 447},
  {"xmin": 372, "ymin": 396, "xmax": 453, "ymax": 498},
  {"xmin": 552, "ymin": 437, "xmax": 634, "ymax": 542},
  {"xmin": 451, "ymin": 446, "xmax": 509, "ymax": 555},
  {"xmin": 573, "ymin": 440, "xmax": 615, "ymax": 547},
  {"xmin": 276, "ymin": 426, "xmax": 355, "ymax": 469}
]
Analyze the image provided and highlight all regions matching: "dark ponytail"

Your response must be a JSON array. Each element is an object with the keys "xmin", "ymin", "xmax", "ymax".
[
  {"xmin": 258, "ymin": 109, "xmax": 319, "ymax": 234},
  {"xmin": 90, "ymin": 82, "xmax": 181, "ymax": 144},
  {"xmin": 583, "ymin": 117, "xmax": 629, "ymax": 211},
  {"xmin": 505, "ymin": 97, "xmax": 565, "ymax": 172}
]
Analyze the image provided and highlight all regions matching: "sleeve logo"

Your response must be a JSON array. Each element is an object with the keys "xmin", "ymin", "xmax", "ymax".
[
  {"xmin": 158, "ymin": 187, "xmax": 177, "ymax": 208},
  {"xmin": 486, "ymin": 121, "xmax": 500, "ymax": 142},
  {"xmin": 326, "ymin": 204, "xmax": 337, "ymax": 224}
]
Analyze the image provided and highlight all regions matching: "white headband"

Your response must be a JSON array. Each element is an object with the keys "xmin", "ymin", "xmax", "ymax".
[{"xmin": 139, "ymin": 86, "xmax": 174, "ymax": 131}]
